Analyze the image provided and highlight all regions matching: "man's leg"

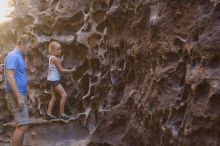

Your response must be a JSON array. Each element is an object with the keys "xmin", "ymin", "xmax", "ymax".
[
  {"xmin": 20, "ymin": 125, "xmax": 29, "ymax": 146},
  {"xmin": 6, "ymin": 94, "xmax": 30, "ymax": 146},
  {"xmin": 12, "ymin": 125, "xmax": 29, "ymax": 146}
]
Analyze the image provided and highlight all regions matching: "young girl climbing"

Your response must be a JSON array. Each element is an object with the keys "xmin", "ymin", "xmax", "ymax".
[{"xmin": 46, "ymin": 41, "xmax": 76, "ymax": 120}]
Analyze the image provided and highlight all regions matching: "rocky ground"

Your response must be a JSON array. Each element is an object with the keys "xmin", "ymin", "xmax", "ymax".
[{"xmin": 0, "ymin": 0, "xmax": 220, "ymax": 146}]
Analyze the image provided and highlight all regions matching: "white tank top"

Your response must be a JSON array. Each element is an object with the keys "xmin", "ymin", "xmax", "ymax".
[{"xmin": 47, "ymin": 56, "xmax": 60, "ymax": 81}]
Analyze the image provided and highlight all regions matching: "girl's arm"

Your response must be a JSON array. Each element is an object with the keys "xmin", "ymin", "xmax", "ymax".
[{"xmin": 52, "ymin": 57, "xmax": 75, "ymax": 73}]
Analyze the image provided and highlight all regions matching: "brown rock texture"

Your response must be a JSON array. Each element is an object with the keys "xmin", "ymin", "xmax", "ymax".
[{"xmin": 1, "ymin": 0, "xmax": 220, "ymax": 146}]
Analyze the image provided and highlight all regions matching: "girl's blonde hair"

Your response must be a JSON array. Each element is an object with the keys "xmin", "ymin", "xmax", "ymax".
[{"xmin": 48, "ymin": 41, "xmax": 61, "ymax": 55}]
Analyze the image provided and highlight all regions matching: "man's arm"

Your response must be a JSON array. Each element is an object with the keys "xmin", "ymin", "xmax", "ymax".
[
  {"xmin": 6, "ymin": 70, "xmax": 20, "ymax": 99},
  {"xmin": 5, "ymin": 54, "xmax": 25, "ymax": 111},
  {"xmin": 6, "ymin": 70, "xmax": 25, "ymax": 111}
]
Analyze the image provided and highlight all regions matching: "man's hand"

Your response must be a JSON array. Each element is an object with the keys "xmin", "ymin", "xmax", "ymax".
[{"xmin": 18, "ymin": 97, "xmax": 25, "ymax": 112}]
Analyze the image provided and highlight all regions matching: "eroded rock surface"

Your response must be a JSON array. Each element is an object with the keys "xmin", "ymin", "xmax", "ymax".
[{"xmin": 1, "ymin": 0, "xmax": 220, "ymax": 146}]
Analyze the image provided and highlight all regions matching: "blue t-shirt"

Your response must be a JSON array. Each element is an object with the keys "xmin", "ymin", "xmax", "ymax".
[{"xmin": 4, "ymin": 49, "xmax": 28, "ymax": 95}]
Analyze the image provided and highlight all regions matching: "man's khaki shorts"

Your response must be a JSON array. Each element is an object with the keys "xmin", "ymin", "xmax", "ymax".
[{"xmin": 6, "ymin": 93, "xmax": 30, "ymax": 126}]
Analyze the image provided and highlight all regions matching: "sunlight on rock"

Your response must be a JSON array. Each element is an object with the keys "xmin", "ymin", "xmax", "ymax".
[{"xmin": 0, "ymin": 0, "xmax": 13, "ymax": 22}]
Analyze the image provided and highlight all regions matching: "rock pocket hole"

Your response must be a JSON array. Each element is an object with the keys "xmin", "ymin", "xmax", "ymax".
[
  {"xmin": 208, "ymin": 94, "xmax": 220, "ymax": 114},
  {"xmin": 206, "ymin": 56, "xmax": 220, "ymax": 69},
  {"xmin": 194, "ymin": 82, "xmax": 210, "ymax": 104}
]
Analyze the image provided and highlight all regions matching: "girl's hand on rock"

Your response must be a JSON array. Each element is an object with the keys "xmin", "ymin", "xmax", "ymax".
[{"xmin": 71, "ymin": 66, "xmax": 77, "ymax": 72}]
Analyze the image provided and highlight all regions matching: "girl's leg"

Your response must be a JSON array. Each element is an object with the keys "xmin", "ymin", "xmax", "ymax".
[
  {"xmin": 47, "ymin": 87, "xmax": 57, "ymax": 115},
  {"xmin": 54, "ymin": 84, "xmax": 68, "ymax": 114}
]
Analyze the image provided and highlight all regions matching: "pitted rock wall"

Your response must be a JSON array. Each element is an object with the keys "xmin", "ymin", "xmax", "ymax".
[{"xmin": 0, "ymin": 0, "xmax": 220, "ymax": 146}]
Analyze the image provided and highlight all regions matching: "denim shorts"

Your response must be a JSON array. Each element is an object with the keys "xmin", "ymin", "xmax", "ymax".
[
  {"xmin": 6, "ymin": 93, "xmax": 30, "ymax": 126},
  {"xmin": 47, "ymin": 80, "xmax": 61, "ymax": 89}
]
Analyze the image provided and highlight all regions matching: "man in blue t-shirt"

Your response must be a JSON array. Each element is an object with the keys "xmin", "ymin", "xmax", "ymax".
[{"xmin": 4, "ymin": 34, "xmax": 37, "ymax": 146}]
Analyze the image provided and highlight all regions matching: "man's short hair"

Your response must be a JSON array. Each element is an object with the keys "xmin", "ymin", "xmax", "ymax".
[{"xmin": 17, "ymin": 34, "xmax": 37, "ymax": 46}]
